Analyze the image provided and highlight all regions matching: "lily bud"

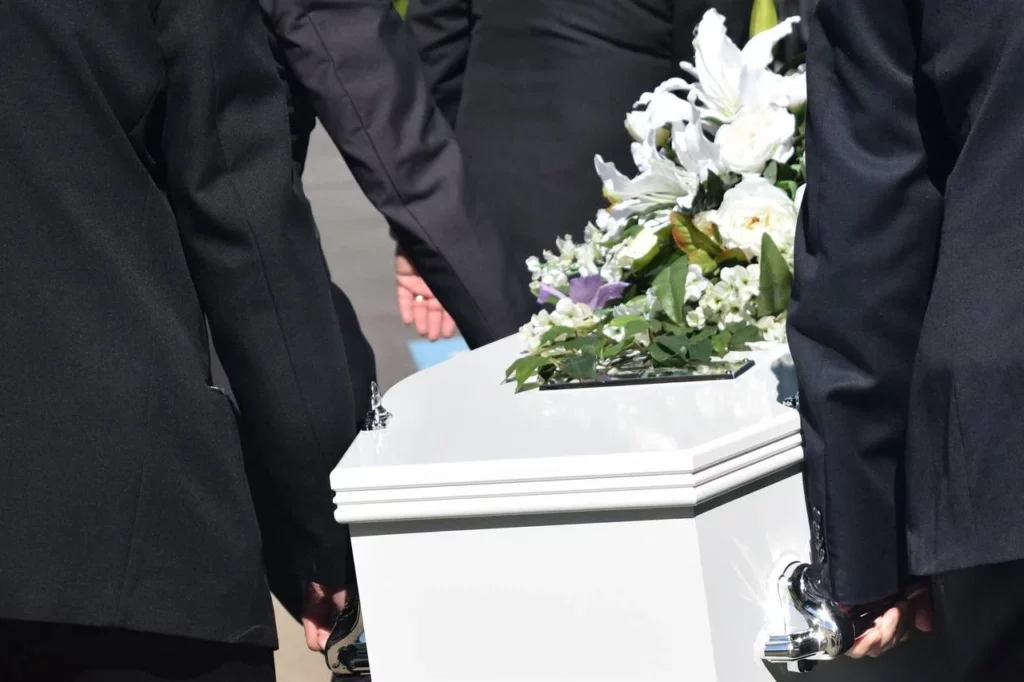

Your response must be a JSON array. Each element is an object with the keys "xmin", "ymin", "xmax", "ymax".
[{"xmin": 749, "ymin": 0, "xmax": 779, "ymax": 38}]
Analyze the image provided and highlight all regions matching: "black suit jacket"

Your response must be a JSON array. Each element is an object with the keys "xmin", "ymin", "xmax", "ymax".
[
  {"xmin": 259, "ymin": 0, "xmax": 535, "ymax": 348},
  {"xmin": 789, "ymin": 0, "xmax": 1024, "ymax": 604},
  {"xmin": 406, "ymin": 0, "xmax": 754, "ymax": 290},
  {"xmin": 0, "ymin": 0, "xmax": 358, "ymax": 646}
]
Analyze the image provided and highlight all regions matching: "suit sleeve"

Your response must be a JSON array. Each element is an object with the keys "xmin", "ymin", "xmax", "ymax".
[
  {"xmin": 155, "ymin": 0, "xmax": 356, "ymax": 586},
  {"xmin": 787, "ymin": 0, "xmax": 943, "ymax": 604},
  {"xmin": 260, "ymin": 0, "xmax": 534, "ymax": 348},
  {"xmin": 404, "ymin": 0, "xmax": 472, "ymax": 128}
]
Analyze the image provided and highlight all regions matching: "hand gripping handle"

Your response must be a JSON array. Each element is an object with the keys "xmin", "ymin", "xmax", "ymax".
[{"xmin": 761, "ymin": 562, "xmax": 880, "ymax": 673}]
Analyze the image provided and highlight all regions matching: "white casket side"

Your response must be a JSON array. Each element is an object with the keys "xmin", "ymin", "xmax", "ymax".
[{"xmin": 331, "ymin": 338, "xmax": 943, "ymax": 682}]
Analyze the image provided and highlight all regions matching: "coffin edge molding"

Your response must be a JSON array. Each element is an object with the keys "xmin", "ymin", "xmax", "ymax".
[{"xmin": 334, "ymin": 432, "xmax": 802, "ymax": 524}]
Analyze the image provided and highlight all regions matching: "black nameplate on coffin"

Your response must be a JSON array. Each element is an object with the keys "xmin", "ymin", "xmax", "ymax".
[{"xmin": 538, "ymin": 359, "xmax": 755, "ymax": 391}]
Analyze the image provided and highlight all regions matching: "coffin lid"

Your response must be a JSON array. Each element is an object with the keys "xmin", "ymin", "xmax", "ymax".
[{"xmin": 331, "ymin": 337, "xmax": 801, "ymax": 524}]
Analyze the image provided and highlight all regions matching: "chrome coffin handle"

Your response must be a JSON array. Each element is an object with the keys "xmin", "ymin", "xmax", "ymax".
[
  {"xmin": 760, "ymin": 562, "xmax": 859, "ymax": 673},
  {"xmin": 362, "ymin": 381, "xmax": 392, "ymax": 431}
]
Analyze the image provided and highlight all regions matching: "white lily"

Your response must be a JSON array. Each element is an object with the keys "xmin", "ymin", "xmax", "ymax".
[
  {"xmin": 625, "ymin": 88, "xmax": 693, "ymax": 144},
  {"xmin": 671, "ymin": 96, "xmax": 723, "ymax": 185},
  {"xmin": 595, "ymin": 154, "xmax": 698, "ymax": 215},
  {"xmin": 678, "ymin": 9, "xmax": 801, "ymax": 124}
]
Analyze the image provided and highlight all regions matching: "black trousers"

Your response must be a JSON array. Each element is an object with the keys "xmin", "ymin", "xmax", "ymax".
[
  {"xmin": 934, "ymin": 558, "xmax": 1024, "ymax": 681},
  {"xmin": 0, "ymin": 621, "xmax": 275, "ymax": 682}
]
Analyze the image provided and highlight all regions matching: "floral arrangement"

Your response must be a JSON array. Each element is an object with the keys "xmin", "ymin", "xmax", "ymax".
[{"xmin": 506, "ymin": 8, "xmax": 806, "ymax": 391}]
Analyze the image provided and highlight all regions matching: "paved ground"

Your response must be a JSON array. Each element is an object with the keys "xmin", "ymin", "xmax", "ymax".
[{"xmin": 272, "ymin": 126, "xmax": 422, "ymax": 681}]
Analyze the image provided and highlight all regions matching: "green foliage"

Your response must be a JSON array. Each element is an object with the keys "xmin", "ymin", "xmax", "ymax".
[
  {"xmin": 757, "ymin": 234, "xmax": 793, "ymax": 318},
  {"xmin": 652, "ymin": 256, "xmax": 691, "ymax": 325}
]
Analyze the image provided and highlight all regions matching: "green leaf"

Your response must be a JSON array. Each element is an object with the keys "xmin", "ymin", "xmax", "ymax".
[
  {"xmin": 539, "ymin": 325, "xmax": 576, "ymax": 345},
  {"xmin": 648, "ymin": 343, "xmax": 676, "ymax": 365},
  {"xmin": 711, "ymin": 332, "xmax": 732, "ymax": 357},
  {"xmin": 623, "ymin": 319, "xmax": 650, "ymax": 339},
  {"xmin": 777, "ymin": 180, "xmax": 799, "ymax": 199},
  {"xmin": 670, "ymin": 212, "xmax": 724, "ymax": 258},
  {"xmin": 662, "ymin": 321, "xmax": 687, "ymax": 336},
  {"xmin": 656, "ymin": 334, "xmax": 690, "ymax": 359},
  {"xmin": 726, "ymin": 323, "xmax": 762, "ymax": 350},
  {"xmin": 689, "ymin": 248, "xmax": 718, "ymax": 276},
  {"xmin": 715, "ymin": 248, "xmax": 750, "ymax": 268},
  {"xmin": 601, "ymin": 340, "xmax": 629, "ymax": 360},
  {"xmin": 563, "ymin": 335, "xmax": 604, "ymax": 353},
  {"xmin": 691, "ymin": 172, "xmax": 727, "ymax": 214},
  {"xmin": 763, "ymin": 161, "xmax": 779, "ymax": 185},
  {"xmin": 506, "ymin": 355, "xmax": 554, "ymax": 386},
  {"xmin": 689, "ymin": 338, "xmax": 713, "ymax": 363},
  {"xmin": 651, "ymin": 256, "xmax": 690, "ymax": 325},
  {"xmin": 562, "ymin": 353, "xmax": 599, "ymax": 380},
  {"xmin": 757, "ymin": 233, "xmax": 793, "ymax": 317}
]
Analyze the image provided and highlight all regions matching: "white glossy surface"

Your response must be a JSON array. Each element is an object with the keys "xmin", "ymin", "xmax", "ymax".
[{"xmin": 333, "ymin": 337, "xmax": 800, "ymax": 521}]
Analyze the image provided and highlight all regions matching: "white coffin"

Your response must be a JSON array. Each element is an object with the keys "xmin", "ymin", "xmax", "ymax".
[{"xmin": 331, "ymin": 338, "xmax": 942, "ymax": 681}]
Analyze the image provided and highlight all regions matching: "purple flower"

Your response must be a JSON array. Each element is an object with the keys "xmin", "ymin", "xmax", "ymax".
[{"xmin": 537, "ymin": 275, "xmax": 628, "ymax": 310}]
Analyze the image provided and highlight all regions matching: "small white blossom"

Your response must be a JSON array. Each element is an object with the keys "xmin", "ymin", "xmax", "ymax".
[
  {"xmin": 686, "ymin": 307, "xmax": 707, "ymax": 330},
  {"xmin": 519, "ymin": 310, "xmax": 553, "ymax": 354},
  {"xmin": 686, "ymin": 264, "xmax": 710, "ymax": 302},
  {"xmin": 549, "ymin": 298, "xmax": 597, "ymax": 329},
  {"xmin": 612, "ymin": 296, "xmax": 648, "ymax": 318},
  {"xmin": 719, "ymin": 264, "xmax": 759, "ymax": 304},
  {"xmin": 756, "ymin": 315, "xmax": 788, "ymax": 343}
]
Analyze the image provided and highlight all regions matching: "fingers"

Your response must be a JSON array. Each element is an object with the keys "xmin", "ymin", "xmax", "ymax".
[
  {"xmin": 441, "ymin": 311, "xmax": 457, "ymax": 339},
  {"xmin": 397, "ymin": 286, "xmax": 414, "ymax": 324},
  {"xmin": 395, "ymin": 254, "xmax": 415, "ymax": 276},
  {"xmin": 847, "ymin": 605, "xmax": 903, "ymax": 659},
  {"xmin": 911, "ymin": 589, "xmax": 934, "ymax": 633},
  {"xmin": 413, "ymin": 297, "xmax": 429, "ymax": 335},
  {"xmin": 396, "ymin": 270, "xmax": 458, "ymax": 341},
  {"xmin": 303, "ymin": 615, "xmax": 321, "ymax": 652},
  {"xmin": 427, "ymin": 306, "xmax": 443, "ymax": 341},
  {"xmin": 847, "ymin": 628, "xmax": 881, "ymax": 659}
]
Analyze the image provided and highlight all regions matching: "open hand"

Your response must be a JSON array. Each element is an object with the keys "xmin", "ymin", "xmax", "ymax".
[
  {"xmin": 845, "ymin": 584, "xmax": 932, "ymax": 658},
  {"xmin": 395, "ymin": 253, "xmax": 457, "ymax": 341},
  {"xmin": 302, "ymin": 582, "xmax": 351, "ymax": 652}
]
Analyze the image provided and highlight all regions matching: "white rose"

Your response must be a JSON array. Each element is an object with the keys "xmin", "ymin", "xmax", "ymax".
[
  {"xmin": 708, "ymin": 176, "xmax": 798, "ymax": 259},
  {"xmin": 715, "ymin": 107, "xmax": 796, "ymax": 175}
]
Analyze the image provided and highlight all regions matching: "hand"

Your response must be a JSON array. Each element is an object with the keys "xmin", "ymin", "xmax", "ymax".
[
  {"xmin": 845, "ymin": 584, "xmax": 932, "ymax": 659},
  {"xmin": 395, "ymin": 253, "xmax": 457, "ymax": 341},
  {"xmin": 302, "ymin": 582, "xmax": 352, "ymax": 652}
]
